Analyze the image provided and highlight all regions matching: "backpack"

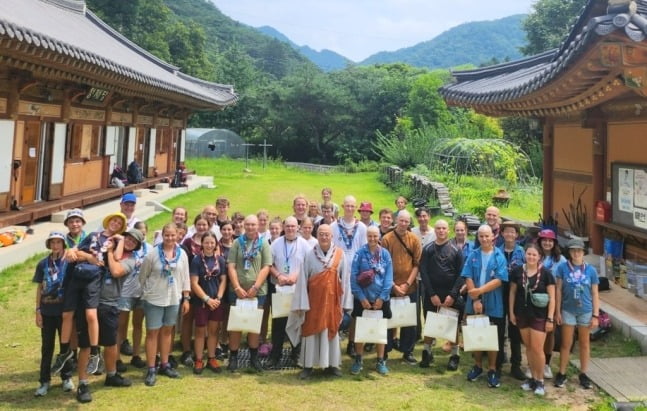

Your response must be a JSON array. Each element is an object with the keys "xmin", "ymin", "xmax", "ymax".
[
  {"xmin": 127, "ymin": 161, "xmax": 144, "ymax": 184},
  {"xmin": 170, "ymin": 168, "xmax": 186, "ymax": 188}
]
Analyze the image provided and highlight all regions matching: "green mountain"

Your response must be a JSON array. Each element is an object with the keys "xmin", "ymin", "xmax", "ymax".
[
  {"xmin": 256, "ymin": 25, "xmax": 352, "ymax": 72},
  {"xmin": 361, "ymin": 14, "xmax": 527, "ymax": 69}
]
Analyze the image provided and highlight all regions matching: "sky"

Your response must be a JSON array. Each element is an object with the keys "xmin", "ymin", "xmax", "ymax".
[{"xmin": 210, "ymin": 0, "xmax": 537, "ymax": 62}]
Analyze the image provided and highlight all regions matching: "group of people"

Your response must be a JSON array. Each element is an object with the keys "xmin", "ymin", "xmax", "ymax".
[{"xmin": 32, "ymin": 188, "xmax": 601, "ymax": 403}]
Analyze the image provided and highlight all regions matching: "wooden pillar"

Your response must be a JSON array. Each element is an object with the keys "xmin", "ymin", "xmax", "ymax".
[
  {"xmin": 591, "ymin": 117, "xmax": 607, "ymax": 254},
  {"xmin": 542, "ymin": 118, "xmax": 554, "ymax": 224}
]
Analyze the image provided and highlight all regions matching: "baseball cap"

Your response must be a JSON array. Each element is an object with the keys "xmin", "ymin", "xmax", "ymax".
[{"xmin": 121, "ymin": 193, "xmax": 137, "ymax": 204}]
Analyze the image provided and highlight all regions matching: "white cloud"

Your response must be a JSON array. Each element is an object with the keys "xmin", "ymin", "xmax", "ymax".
[{"xmin": 210, "ymin": 0, "xmax": 535, "ymax": 61}]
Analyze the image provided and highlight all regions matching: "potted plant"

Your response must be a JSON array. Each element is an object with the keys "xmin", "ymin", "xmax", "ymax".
[{"xmin": 562, "ymin": 186, "xmax": 589, "ymax": 244}]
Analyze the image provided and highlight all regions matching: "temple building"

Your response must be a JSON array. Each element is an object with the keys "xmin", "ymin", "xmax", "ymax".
[
  {"xmin": 441, "ymin": 0, "xmax": 647, "ymax": 260},
  {"xmin": 0, "ymin": 0, "xmax": 236, "ymax": 227}
]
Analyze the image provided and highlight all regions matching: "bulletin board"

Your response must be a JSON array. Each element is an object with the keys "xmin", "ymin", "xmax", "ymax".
[{"xmin": 612, "ymin": 162, "xmax": 647, "ymax": 232}]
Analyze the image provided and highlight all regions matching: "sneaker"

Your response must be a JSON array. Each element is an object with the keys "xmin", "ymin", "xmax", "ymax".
[
  {"xmin": 76, "ymin": 383, "xmax": 92, "ymax": 403},
  {"xmin": 194, "ymin": 359, "xmax": 205, "ymax": 375},
  {"xmin": 579, "ymin": 373, "xmax": 592, "ymax": 389},
  {"xmin": 511, "ymin": 365, "xmax": 526, "ymax": 381},
  {"xmin": 326, "ymin": 366, "xmax": 342, "ymax": 377},
  {"xmin": 130, "ymin": 355, "xmax": 146, "ymax": 369},
  {"xmin": 62, "ymin": 378, "xmax": 75, "ymax": 392},
  {"xmin": 220, "ymin": 343, "xmax": 229, "ymax": 359},
  {"xmin": 467, "ymin": 365, "xmax": 483, "ymax": 382},
  {"xmin": 299, "ymin": 367, "xmax": 313, "ymax": 380},
  {"xmin": 521, "ymin": 378, "xmax": 536, "ymax": 391},
  {"xmin": 227, "ymin": 354, "xmax": 239, "ymax": 372},
  {"xmin": 402, "ymin": 353, "xmax": 417, "ymax": 365},
  {"xmin": 258, "ymin": 343, "xmax": 272, "ymax": 357},
  {"xmin": 144, "ymin": 369, "xmax": 157, "ymax": 387},
  {"xmin": 447, "ymin": 355, "xmax": 460, "ymax": 371},
  {"xmin": 554, "ymin": 372, "xmax": 567, "ymax": 388},
  {"xmin": 346, "ymin": 342, "xmax": 356, "ymax": 358},
  {"xmin": 86, "ymin": 353, "xmax": 101, "ymax": 375},
  {"xmin": 92, "ymin": 355, "xmax": 104, "ymax": 376},
  {"xmin": 159, "ymin": 365, "xmax": 180, "ymax": 378},
  {"xmin": 376, "ymin": 359, "xmax": 389, "ymax": 375},
  {"xmin": 34, "ymin": 382, "xmax": 49, "ymax": 397},
  {"xmin": 487, "ymin": 370, "xmax": 501, "ymax": 388},
  {"xmin": 168, "ymin": 354, "xmax": 179, "ymax": 369},
  {"xmin": 116, "ymin": 359, "xmax": 127, "ymax": 373},
  {"xmin": 215, "ymin": 347, "xmax": 225, "ymax": 361},
  {"xmin": 120, "ymin": 339, "xmax": 133, "ymax": 356},
  {"xmin": 180, "ymin": 351, "xmax": 194, "ymax": 368},
  {"xmin": 207, "ymin": 358, "xmax": 222, "ymax": 373},
  {"xmin": 534, "ymin": 380, "xmax": 546, "ymax": 396},
  {"xmin": 104, "ymin": 373, "xmax": 132, "ymax": 387},
  {"xmin": 350, "ymin": 358, "xmax": 363, "ymax": 375},
  {"xmin": 51, "ymin": 350, "xmax": 73, "ymax": 375},
  {"xmin": 544, "ymin": 364, "xmax": 553, "ymax": 379},
  {"xmin": 419, "ymin": 350, "xmax": 432, "ymax": 368}
]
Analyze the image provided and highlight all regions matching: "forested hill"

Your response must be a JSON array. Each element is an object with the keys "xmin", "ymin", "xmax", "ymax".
[{"xmin": 360, "ymin": 14, "xmax": 527, "ymax": 69}]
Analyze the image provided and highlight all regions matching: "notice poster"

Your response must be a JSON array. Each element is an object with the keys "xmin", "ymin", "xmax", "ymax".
[
  {"xmin": 619, "ymin": 168, "xmax": 634, "ymax": 212},
  {"xmin": 635, "ymin": 169, "xmax": 647, "ymax": 209}
]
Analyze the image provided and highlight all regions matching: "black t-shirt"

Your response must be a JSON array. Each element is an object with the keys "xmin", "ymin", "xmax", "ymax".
[
  {"xmin": 510, "ymin": 265, "xmax": 555, "ymax": 319},
  {"xmin": 419, "ymin": 241, "xmax": 464, "ymax": 299},
  {"xmin": 33, "ymin": 256, "xmax": 66, "ymax": 316},
  {"xmin": 190, "ymin": 254, "xmax": 227, "ymax": 304}
]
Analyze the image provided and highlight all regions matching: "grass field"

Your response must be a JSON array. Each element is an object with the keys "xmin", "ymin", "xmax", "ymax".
[{"xmin": 0, "ymin": 158, "xmax": 630, "ymax": 410}]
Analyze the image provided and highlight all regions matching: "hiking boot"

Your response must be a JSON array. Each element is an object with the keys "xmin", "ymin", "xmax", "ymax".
[
  {"xmin": 521, "ymin": 378, "xmax": 536, "ymax": 391},
  {"xmin": 159, "ymin": 365, "xmax": 180, "ymax": 379},
  {"xmin": 34, "ymin": 382, "xmax": 49, "ymax": 397},
  {"xmin": 376, "ymin": 359, "xmax": 389, "ymax": 376},
  {"xmin": 51, "ymin": 350, "xmax": 73, "ymax": 375},
  {"xmin": 402, "ymin": 353, "xmax": 417, "ymax": 365},
  {"xmin": 544, "ymin": 364, "xmax": 553, "ymax": 379},
  {"xmin": 579, "ymin": 373, "xmax": 592, "ymax": 389},
  {"xmin": 487, "ymin": 370, "xmax": 501, "ymax": 388},
  {"xmin": 534, "ymin": 380, "xmax": 546, "ymax": 396},
  {"xmin": 554, "ymin": 372, "xmax": 567, "ymax": 388},
  {"xmin": 346, "ymin": 342, "xmax": 356, "ymax": 358},
  {"xmin": 86, "ymin": 352, "xmax": 101, "ymax": 375},
  {"xmin": 130, "ymin": 355, "xmax": 146, "ymax": 369},
  {"xmin": 350, "ymin": 357, "xmax": 363, "ymax": 375},
  {"xmin": 168, "ymin": 354, "xmax": 178, "ymax": 369},
  {"xmin": 116, "ymin": 359, "xmax": 127, "ymax": 373},
  {"xmin": 76, "ymin": 382, "xmax": 92, "ymax": 403},
  {"xmin": 467, "ymin": 365, "xmax": 483, "ymax": 382},
  {"xmin": 180, "ymin": 351, "xmax": 194, "ymax": 368},
  {"xmin": 207, "ymin": 358, "xmax": 222, "ymax": 373},
  {"xmin": 227, "ymin": 354, "xmax": 239, "ymax": 372},
  {"xmin": 120, "ymin": 339, "xmax": 133, "ymax": 356},
  {"xmin": 419, "ymin": 350, "xmax": 432, "ymax": 368},
  {"xmin": 144, "ymin": 369, "xmax": 157, "ymax": 387},
  {"xmin": 62, "ymin": 378, "xmax": 75, "ymax": 392},
  {"xmin": 299, "ymin": 367, "xmax": 313, "ymax": 380},
  {"xmin": 104, "ymin": 373, "xmax": 132, "ymax": 387},
  {"xmin": 447, "ymin": 355, "xmax": 460, "ymax": 371},
  {"xmin": 510, "ymin": 365, "xmax": 526, "ymax": 381},
  {"xmin": 193, "ymin": 359, "xmax": 205, "ymax": 375}
]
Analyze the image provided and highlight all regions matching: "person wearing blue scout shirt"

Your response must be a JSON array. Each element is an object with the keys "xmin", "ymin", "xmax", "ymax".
[
  {"xmin": 33, "ymin": 232, "xmax": 74, "ymax": 397},
  {"xmin": 462, "ymin": 224, "xmax": 508, "ymax": 389},
  {"xmin": 554, "ymin": 238, "xmax": 600, "ymax": 390}
]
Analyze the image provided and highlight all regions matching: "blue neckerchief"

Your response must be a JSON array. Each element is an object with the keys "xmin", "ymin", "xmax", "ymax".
[
  {"xmin": 238, "ymin": 235, "xmax": 262, "ymax": 262},
  {"xmin": 132, "ymin": 242, "xmax": 148, "ymax": 276},
  {"xmin": 158, "ymin": 244, "xmax": 181, "ymax": 277},
  {"xmin": 337, "ymin": 218, "xmax": 359, "ymax": 250},
  {"xmin": 44, "ymin": 255, "xmax": 67, "ymax": 298}
]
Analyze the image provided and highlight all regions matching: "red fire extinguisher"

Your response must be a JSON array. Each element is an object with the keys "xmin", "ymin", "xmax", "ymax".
[{"xmin": 595, "ymin": 200, "xmax": 611, "ymax": 222}]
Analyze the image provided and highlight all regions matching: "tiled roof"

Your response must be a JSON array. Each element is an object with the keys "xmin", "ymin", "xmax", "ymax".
[
  {"xmin": 0, "ymin": 0, "xmax": 237, "ymax": 108},
  {"xmin": 441, "ymin": 0, "xmax": 647, "ymax": 107}
]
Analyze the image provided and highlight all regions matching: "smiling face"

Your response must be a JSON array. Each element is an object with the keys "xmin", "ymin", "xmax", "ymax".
[
  {"xmin": 173, "ymin": 207, "xmax": 187, "ymax": 224},
  {"xmin": 244, "ymin": 215, "xmax": 259, "ymax": 237},
  {"xmin": 201, "ymin": 234, "xmax": 218, "ymax": 255},
  {"xmin": 525, "ymin": 245, "xmax": 541, "ymax": 267},
  {"xmin": 293, "ymin": 198, "xmax": 308, "ymax": 217},
  {"xmin": 120, "ymin": 201, "xmax": 135, "ymax": 218},
  {"xmin": 502, "ymin": 226, "xmax": 518, "ymax": 244},
  {"xmin": 454, "ymin": 221, "xmax": 467, "ymax": 240},
  {"xmin": 203, "ymin": 206, "xmax": 217, "ymax": 225},
  {"xmin": 162, "ymin": 225, "xmax": 178, "ymax": 247},
  {"xmin": 379, "ymin": 212, "xmax": 392, "ymax": 228},
  {"xmin": 283, "ymin": 217, "xmax": 299, "ymax": 240},
  {"xmin": 301, "ymin": 220, "xmax": 313, "ymax": 239},
  {"xmin": 195, "ymin": 218, "xmax": 209, "ymax": 234},
  {"xmin": 540, "ymin": 238, "xmax": 555, "ymax": 253},
  {"xmin": 107, "ymin": 216, "xmax": 125, "ymax": 235},
  {"xmin": 269, "ymin": 222, "xmax": 282, "ymax": 239},
  {"xmin": 416, "ymin": 210, "xmax": 430, "ymax": 228},
  {"xmin": 477, "ymin": 225, "xmax": 494, "ymax": 252},
  {"xmin": 220, "ymin": 223, "xmax": 233, "ymax": 241},
  {"xmin": 434, "ymin": 220, "xmax": 449, "ymax": 242},
  {"xmin": 123, "ymin": 235, "xmax": 138, "ymax": 252},
  {"xmin": 485, "ymin": 207, "xmax": 500, "ymax": 227},
  {"xmin": 66, "ymin": 216, "xmax": 84, "ymax": 236},
  {"xmin": 342, "ymin": 197, "xmax": 356, "ymax": 218},
  {"xmin": 317, "ymin": 224, "xmax": 332, "ymax": 249},
  {"xmin": 366, "ymin": 227, "xmax": 380, "ymax": 248}
]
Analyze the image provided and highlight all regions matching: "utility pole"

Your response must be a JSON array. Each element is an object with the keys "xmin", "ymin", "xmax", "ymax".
[
  {"xmin": 258, "ymin": 139, "xmax": 273, "ymax": 170},
  {"xmin": 241, "ymin": 143, "xmax": 255, "ymax": 172}
]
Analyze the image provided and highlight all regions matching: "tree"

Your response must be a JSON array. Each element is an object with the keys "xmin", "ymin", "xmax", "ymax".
[
  {"xmin": 404, "ymin": 72, "xmax": 452, "ymax": 129},
  {"xmin": 521, "ymin": 0, "xmax": 588, "ymax": 55}
]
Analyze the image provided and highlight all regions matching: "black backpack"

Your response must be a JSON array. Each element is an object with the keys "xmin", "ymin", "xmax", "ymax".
[{"xmin": 127, "ymin": 161, "xmax": 143, "ymax": 184}]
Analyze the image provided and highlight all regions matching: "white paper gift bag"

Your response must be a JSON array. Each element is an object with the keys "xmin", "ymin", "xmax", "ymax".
[
  {"xmin": 271, "ymin": 291, "xmax": 294, "ymax": 319},
  {"xmin": 462, "ymin": 319, "xmax": 499, "ymax": 352},
  {"xmin": 387, "ymin": 296, "xmax": 417, "ymax": 329},
  {"xmin": 354, "ymin": 310, "xmax": 388, "ymax": 344},
  {"xmin": 227, "ymin": 299, "xmax": 263, "ymax": 333},
  {"xmin": 423, "ymin": 311, "xmax": 459, "ymax": 343}
]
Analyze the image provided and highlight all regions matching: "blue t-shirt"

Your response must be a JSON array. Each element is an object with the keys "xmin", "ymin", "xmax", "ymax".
[
  {"xmin": 555, "ymin": 261, "xmax": 599, "ymax": 315},
  {"xmin": 461, "ymin": 247, "xmax": 508, "ymax": 318},
  {"xmin": 350, "ymin": 244, "xmax": 393, "ymax": 303},
  {"xmin": 32, "ymin": 255, "xmax": 68, "ymax": 316},
  {"xmin": 542, "ymin": 255, "xmax": 566, "ymax": 276}
]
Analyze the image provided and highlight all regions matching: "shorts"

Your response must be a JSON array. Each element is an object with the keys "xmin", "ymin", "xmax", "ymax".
[
  {"xmin": 227, "ymin": 292, "xmax": 266, "ymax": 308},
  {"xmin": 351, "ymin": 298, "xmax": 392, "ymax": 319},
  {"xmin": 76, "ymin": 304, "xmax": 119, "ymax": 348},
  {"xmin": 118, "ymin": 296, "xmax": 143, "ymax": 312},
  {"xmin": 561, "ymin": 310, "xmax": 592, "ymax": 327},
  {"xmin": 143, "ymin": 301, "xmax": 180, "ymax": 330},
  {"xmin": 515, "ymin": 315, "xmax": 546, "ymax": 332},
  {"xmin": 63, "ymin": 276, "xmax": 101, "ymax": 311},
  {"xmin": 194, "ymin": 303, "xmax": 228, "ymax": 326}
]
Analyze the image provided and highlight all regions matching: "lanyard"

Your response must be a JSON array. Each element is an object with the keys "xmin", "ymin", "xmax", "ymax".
[{"xmin": 284, "ymin": 238, "xmax": 297, "ymax": 265}]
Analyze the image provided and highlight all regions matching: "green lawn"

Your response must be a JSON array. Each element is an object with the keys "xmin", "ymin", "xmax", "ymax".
[{"xmin": 0, "ymin": 158, "xmax": 622, "ymax": 410}]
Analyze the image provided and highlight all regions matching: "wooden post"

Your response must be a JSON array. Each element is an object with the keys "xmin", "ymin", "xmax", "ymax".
[{"xmin": 542, "ymin": 118, "xmax": 554, "ymax": 226}]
